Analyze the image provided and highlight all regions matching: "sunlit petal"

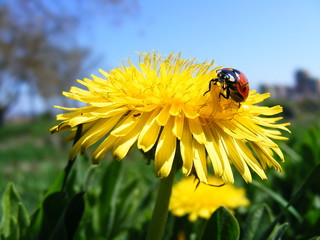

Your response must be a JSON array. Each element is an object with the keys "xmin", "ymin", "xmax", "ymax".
[
  {"xmin": 169, "ymin": 176, "xmax": 250, "ymax": 221},
  {"xmin": 155, "ymin": 117, "xmax": 176, "ymax": 178},
  {"xmin": 51, "ymin": 52, "xmax": 290, "ymax": 183}
]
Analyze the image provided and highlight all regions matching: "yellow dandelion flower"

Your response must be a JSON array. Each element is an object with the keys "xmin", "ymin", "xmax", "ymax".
[
  {"xmin": 169, "ymin": 176, "xmax": 250, "ymax": 222},
  {"xmin": 51, "ymin": 52, "xmax": 290, "ymax": 184}
]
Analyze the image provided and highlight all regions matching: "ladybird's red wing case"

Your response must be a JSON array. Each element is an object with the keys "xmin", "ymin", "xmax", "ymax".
[
  {"xmin": 205, "ymin": 68, "xmax": 249, "ymax": 102},
  {"xmin": 236, "ymin": 72, "xmax": 249, "ymax": 100}
]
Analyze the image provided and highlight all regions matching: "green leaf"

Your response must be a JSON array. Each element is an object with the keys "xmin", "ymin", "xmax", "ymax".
[
  {"xmin": 201, "ymin": 206, "xmax": 240, "ymax": 240},
  {"xmin": 0, "ymin": 182, "xmax": 29, "ymax": 239},
  {"xmin": 1, "ymin": 217, "xmax": 18, "ymax": 240},
  {"xmin": 97, "ymin": 160, "xmax": 122, "ymax": 237},
  {"xmin": 305, "ymin": 208, "xmax": 320, "ymax": 226},
  {"xmin": 99, "ymin": 160, "xmax": 122, "ymax": 210},
  {"xmin": 268, "ymin": 223, "xmax": 289, "ymax": 240},
  {"xmin": 307, "ymin": 237, "xmax": 320, "ymax": 240},
  {"xmin": 22, "ymin": 209, "xmax": 42, "ymax": 240},
  {"xmin": 252, "ymin": 181, "xmax": 302, "ymax": 222},
  {"xmin": 288, "ymin": 164, "xmax": 320, "ymax": 209},
  {"xmin": 22, "ymin": 171, "xmax": 66, "ymax": 240},
  {"xmin": 64, "ymin": 191, "xmax": 85, "ymax": 239},
  {"xmin": 0, "ymin": 183, "xmax": 20, "ymax": 236},
  {"xmin": 44, "ymin": 171, "xmax": 65, "ymax": 197},
  {"xmin": 115, "ymin": 180, "xmax": 139, "ymax": 224},
  {"xmin": 242, "ymin": 204, "xmax": 273, "ymax": 240},
  {"xmin": 17, "ymin": 203, "xmax": 30, "ymax": 235},
  {"xmin": 38, "ymin": 192, "xmax": 68, "ymax": 240},
  {"xmin": 121, "ymin": 180, "xmax": 156, "ymax": 229},
  {"xmin": 36, "ymin": 191, "xmax": 85, "ymax": 240}
]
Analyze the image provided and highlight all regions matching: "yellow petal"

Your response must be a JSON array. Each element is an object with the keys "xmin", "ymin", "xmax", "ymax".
[
  {"xmin": 192, "ymin": 139, "xmax": 208, "ymax": 183},
  {"xmin": 180, "ymin": 119, "xmax": 193, "ymax": 175},
  {"xmin": 92, "ymin": 134, "xmax": 118, "ymax": 164},
  {"xmin": 50, "ymin": 122, "xmax": 69, "ymax": 133},
  {"xmin": 234, "ymin": 140, "xmax": 267, "ymax": 179},
  {"xmin": 169, "ymin": 100, "xmax": 182, "ymax": 116},
  {"xmin": 70, "ymin": 114, "xmax": 122, "ymax": 159},
  {"xmin": 51, "ymin": 52, "xmax": 290, "ymax": 184},
  {"xmin": 137, "ymin": 109, "xmax": 161, "ymax": 152},
  {"xmin": 56, "ymin": 107, "xmax": 95, "ymax": 121},
  {"xmin": 211, "ymin": 127, "xmax": 234, "ymax": 184},
  {"xmin": 113, "ymin": 113, "xmax": 151, "ymax": 160},
  {"xmin": 62, "ymin": 122, "xmax": 96, "ymax": 142},
  {"xmin": 90, "ymin": 106, "xmax": 128, "ymax": 118},
  {"xmin": 252, "ymin": 116, "xmax": 290, "ymax": 131},
  {"xmin": 53, "ymin": 105, "xmax": 93, "ymax": 112},
  {"xmin": 172, "ymin": 115, "xmax": 184, "ymax": 140},
  {"xmin": 182, "ymin": 104, "xmax": 199, "ymax": 119},
  {"xmin": 188, "ymin": 118, "xmax": 206, "ymax": 144},
  {"xmin": 231, "ymin": 117, "xmax": 264, "ymax": 141},
  {"xmin": 250, "ymin": 142, "xmax": 282, "ymax": 172},
  {"xmin": 202, "ymin": 124, "xmax": 223, "ymax": 176},
  {"xmin": 249, "ymin": 105, "xmax": 284, "ymax": 116},
  {"xmin": 155, "ymin": 117, "xmax": 176, "ymax": 178},
  {"xmin": 68, "ymin": 114, "xmax": 98, "ymax": 128},
  {"xmin": 111, "ymin": 112, "xmax": 141, "ymax": 137},
  {"xmin": 81, "ymin": 116, "xmax": 122, "ymax": 148},
  {"xmin": 156, "ymin": 103, "xmax": 171, "ymax": 126},
  {"xmin": 216, "ymin": 120, "xmax": 260, "ymax": 142},
  {"xmin": 220, "ymin": 133, "xmax": 252, "ymax": 182}
]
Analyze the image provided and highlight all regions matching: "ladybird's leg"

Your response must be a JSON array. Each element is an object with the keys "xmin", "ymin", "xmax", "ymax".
[
  {"xmin": 207, "ymin": 182, "xmax": 226, "ymax": 187},
  {"xmin": 203, "ymin": 79, "xmax": 218, "ymax": 96},
  {"xmin": 218, "ymin": 85, "xmax": 230, "ymax": 100},
  {"xmin": 219, "ymin": 92, "xmax": 228, "ymax": 100}
]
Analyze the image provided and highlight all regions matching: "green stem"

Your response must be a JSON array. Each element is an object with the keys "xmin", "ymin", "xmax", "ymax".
[
  {"xmin": 146, "ymin": 167, "xmax": 176, "ymax": 240},
  {"xmin": 62, "ymin": 124, "xmax": 83, "ymax": 191}
]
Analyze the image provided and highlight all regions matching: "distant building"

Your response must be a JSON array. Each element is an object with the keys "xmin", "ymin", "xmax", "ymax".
[
  {"xmin": 260, "ymin": 85, "xmax": 294, "ymax": 100},
  {"xmin": 295, "ymin": 70, "xmax": 320, "ymax": 99},
  {"xmin": 260, "ymin": 70, "xmax": 320, "ymax": 100}
]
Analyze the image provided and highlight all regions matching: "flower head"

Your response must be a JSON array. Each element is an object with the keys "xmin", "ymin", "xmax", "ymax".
[
  {"xmin": 51, "ymin": 52, "xmax": 290, "ymax": 184},
  {"xmin": 169, "ymin": 176, "xmax": 250, "ymax": 221}
]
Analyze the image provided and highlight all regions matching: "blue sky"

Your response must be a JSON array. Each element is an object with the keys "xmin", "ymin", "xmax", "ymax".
[
  {"xmin": 7, "ymin": 0, "xmax": 320, "ymax": 116},
  {"xmin": 85, "ymin": 0, "xmax": 320, "ymax": 90}
]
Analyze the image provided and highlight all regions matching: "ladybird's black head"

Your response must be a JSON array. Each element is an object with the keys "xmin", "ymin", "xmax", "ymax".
[{"xmin": 217, "ymin": 68, "xmax": 239, "ymax": 83}]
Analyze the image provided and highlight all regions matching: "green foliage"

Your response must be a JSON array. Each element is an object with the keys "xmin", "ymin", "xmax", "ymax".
[
  {"xmin": 201, "ymin": 207, "xmax": 240, "ymax": 240},
  {"xmin": 0, "ymin": 116, "xmax": 55, "ymax": 141},
  {"xmin": 1, "ymin": 117, "xmax": 320, "ymax": 239},
  {"xmin": 0, "ymin": 116, "xmax": 67, "ymax": 213},
  {"xmin": 75, "ymin": 156, "xmax": 157, "ymax": 239},
  {"xmin": 242, "ymin": 204, "xmax": 273, "ymax": 240},
  {"xmin": 272, "ymin": 122, "xmax": 320, "ymax": 239},
  {"xmin": 36, "ymin": 191, "xmax": 85, "ymax": 240},
  {"xmin": 0, "ymin": 183, "xmax": 29, "ymax": 240}
]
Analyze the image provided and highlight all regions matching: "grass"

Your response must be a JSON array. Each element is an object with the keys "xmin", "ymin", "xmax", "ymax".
[
  {"xmin": 0, "ymin": 116, "xmax": 68, "ymax": 212},
  {"xmin": 1, "ymin": 113, "xmax": 320, "ymax": 239},
  {"xmin": 0, "ymin": 115, "xmax": 154, "ymax": 214}
]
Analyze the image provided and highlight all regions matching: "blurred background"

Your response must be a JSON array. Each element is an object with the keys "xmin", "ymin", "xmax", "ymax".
[
  {"xmin": 1, "ymin": 0, "xmax": 320, "ymax": 239},
  {"xmin": 1, "ymin": 0, "xmax": 320, "ymax": 121}
]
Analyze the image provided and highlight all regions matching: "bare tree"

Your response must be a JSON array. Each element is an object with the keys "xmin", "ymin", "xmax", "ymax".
[{"xmin": 0, "ymin": 0, "xmax": 140, "ymax": 125}]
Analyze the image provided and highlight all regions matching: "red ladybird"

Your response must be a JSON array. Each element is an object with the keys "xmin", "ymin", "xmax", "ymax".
[{"xmin": 204, "ymin": 68, "xmax": 249, "ymax": 102}]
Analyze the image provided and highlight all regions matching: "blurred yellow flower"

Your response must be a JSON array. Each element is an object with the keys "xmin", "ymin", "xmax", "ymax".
[
  {"xmin": 169, "ymin": 176, "xmax": 249, "ymax": 222},
  {"xmin": 51, "ymin": 52, "xmax": 290, "ymax": 184}
]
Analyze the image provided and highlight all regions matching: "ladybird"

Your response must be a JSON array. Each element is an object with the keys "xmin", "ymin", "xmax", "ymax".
[{"xmin": 204, "ymin": 68, "xmax": 249, "ymax": 102}]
